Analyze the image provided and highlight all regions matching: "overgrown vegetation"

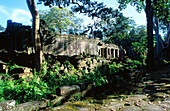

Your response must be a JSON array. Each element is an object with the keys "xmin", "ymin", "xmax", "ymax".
[
  {"xmin": 0, "ymin": 60, "xmax": 107, "ymax": 104},
  {"xmin": 0, "ymin": 76, "xmax": 49, "ymax": 104},
  {"xmin": 0, "ymin": 57, "xmax": 144, "ymax": 104}
]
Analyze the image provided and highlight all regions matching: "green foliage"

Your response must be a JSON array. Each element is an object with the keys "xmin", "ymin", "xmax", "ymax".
[
  {"xmin": 8, "ymin": 64, "xmax": 23, "ymax": 71},
  {"xmin": 41, "ymin": 60, "xmax": 108, "ymax": 88},
  {"xmin": 100, "ymin": 14, "xmax": 133, "ymax": 39},
  {"xmin": 38, "ymin": 0, "xmax": 90, "ymax": 8},
  {"xmin": 48, "ymin": 67, "xmax": 107, "ymax": 87},
  {"xmin": 71, "ymin": 1, "xmax": 133, "ymax": 38},
  {"xmin": 0, "ymin": 57, "xmax": 144, "ymax": 104},
  {"xmin": 162, "ymin": 60, "xmax": 170, "ymax": 65},
  {"xmin": 39, "ymin": 7, "xmax": 83, "ymax": 34},
  {"xmin": 109, "ymin": 62, "xmax": 123, "ymax": 74},
  {"xmin": 118, "ymin": 0, "xmax": 169, "ymax": 28},
  {"xmin": 81, "ymin": 70, "xmax": 108, "ymax": 86},
  {"xmin": 41, "ymin": 61, "xmax": 48, "ymax": 77},
  {"xmin": 131, "ymin": 36, "xmax": 147, "ymax": 54},
  {"xmin": 105, "ymin": 24, "xmax": 147, "ymax": 62},
  {"xmin": 125, "ymin": 59, "xmax": 144, "ymax": 70},
  {"xmin": 106, "ymin": 23, "xmax": 147, "ymax": 46},
  {"xmin": 0, "ymin": 76, "xmax": 50, "ymax": 104},
  {"xmin": 109, "ymin": 58, "xmax": 144, "ymax": 74}
]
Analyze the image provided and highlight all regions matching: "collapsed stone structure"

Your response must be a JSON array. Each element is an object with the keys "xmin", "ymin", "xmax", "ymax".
[
  {"xmin": 0, "ymin": 20, "xmax": 122, "ymax": 59},
  {"xmin": 0, "ymin": 20, "xmax": 32, "ymax": 51}
]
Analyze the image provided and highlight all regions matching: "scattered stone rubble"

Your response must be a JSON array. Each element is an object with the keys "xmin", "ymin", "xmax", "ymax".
[
  {"xmin": 0, "ymin": 60, "xmax": 9, "ymax": 74},
  {"xmin": 0, "ymin": 100, "xmax": 15, "ymax": 111},
  {"xmin": 10, "ymin": 67, "xmax": 33, "ymax": 79}
]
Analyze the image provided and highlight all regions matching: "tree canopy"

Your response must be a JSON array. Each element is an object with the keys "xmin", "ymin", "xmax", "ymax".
[
  {"xmin": 71, "ymin": 1, "xmax": 135, "ymax": 40},
  {"xmin": 118, "ymin": 0, "xmax": 170, "ymax": 28},
  {"xmin": 38, "ymin": 0, "xmax": 91, "ymax": 7},
  {"xmin": 39, "ymin": 7, "xmax": 83, "ymax": 34}
]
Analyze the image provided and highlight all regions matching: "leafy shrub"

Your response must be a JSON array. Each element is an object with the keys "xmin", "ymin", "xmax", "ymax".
[
  {"xmin": 0, "ymin": 75, "xmax": 51, "ymax": 104},
  {"xmin": 43, "ymin": 60, "xmax": 108, "ymax": 88},
  {"xmin": 109, "ymin": 62, "xmax": 124, "ymax": 74}
]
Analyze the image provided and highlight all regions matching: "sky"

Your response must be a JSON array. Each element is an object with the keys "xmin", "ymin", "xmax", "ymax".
[{"xmin": 0, "ymin": 0, "xmax": 146, "ymax": 29}]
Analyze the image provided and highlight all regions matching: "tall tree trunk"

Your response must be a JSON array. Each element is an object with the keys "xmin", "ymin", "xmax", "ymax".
[
  {"xmin": 146, "ymin": 0, "xmax": 154, "ymax": 70},
  {"xmin": 26, "ymin": 0, "xmax": 42, "ymax": 72}
]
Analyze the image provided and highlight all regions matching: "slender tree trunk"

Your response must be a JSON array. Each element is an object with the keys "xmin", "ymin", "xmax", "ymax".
[
  {"xmin": 155, "ymin": 18, "xmax": 160, "ymax": 62},
  {"xmin": 146, "ymin": 0, "xmax": 154, "ymax": 70},
  {"xmin": 26, "ymin": 0, "xmax": 42, "ymax": 72}
]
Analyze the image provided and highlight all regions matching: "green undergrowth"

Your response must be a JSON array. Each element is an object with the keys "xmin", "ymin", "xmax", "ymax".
[
  {"xmin": 0, "ymin": 61, "xmax": 108, "ymax": 104},
  {"xmin": 109, "ymin": 59, "xmax": 145, "ymax": 74},
  {"xmin": 0, "ymin": 58, "xmax": 144, "ymax": 104},
  {"xmin": 39, "ymin": 61, "xmax": 109, "ymax": 92},
  {"xmin": 7, "ymin": 63, "xmax": 23, "ymax": 71},
  {"xmin": 0, "ymin": 76, "xmax": 50, "ymax": 104}
]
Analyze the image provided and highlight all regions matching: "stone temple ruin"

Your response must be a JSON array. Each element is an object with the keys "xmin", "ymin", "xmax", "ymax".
[
  {"xmin": 0, "ymin": 20, "xmax": 123, "ymax": 59},
  {"xmin": 43, "ymin": 34, "xmax": 121, "ymax": 59},
  {"xmin": 0, "ymin": 20, "xmax": 32, "ymax": 51}
]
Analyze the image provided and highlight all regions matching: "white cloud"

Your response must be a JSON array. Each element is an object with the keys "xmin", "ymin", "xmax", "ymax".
[
  {"xmin": 10, "ymin": 9, "xmax": 32, "ymax": 25},
  {"xmin": 0, "ymin": 6, "xmax": 9, "ymax": 16},
  {"xmin": 0, "ymin": 5, "xmax": 32, "ymax": 26}
]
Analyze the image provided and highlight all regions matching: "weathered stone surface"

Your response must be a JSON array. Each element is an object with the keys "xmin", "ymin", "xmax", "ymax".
[
  {"xmin": 59, "ymin": 64, "xmax": 64, "ymax": 70},
  {"xmin": 92, "ymin": 59, "xmax": 97, "ymax": 65},
  {"xmin": 78, "ymin": 61, "xmax": 86, "ymax": 68},
  {"xmin": 56, "ymin": 85, "xmax": 80, "ymax": 96},
  {"xmin": 141, "ymin": 104, "xmax": 164, "ymax": 111},
  {"xmin": 120, "ymin": 106, "xmax": 141, "ymax": 111},
  {"xmin": 50, "ymin": 96, "xmax": 66, "ymax": 106},
  {"xmin": 97, "ymin": 106, "xmax": 110, "ymax": 111},
  {"xmin": 0, "ymin": 61, "xmax": 9, "ymax": 73},
  {"xmin": 159, "ymin": 97, "xmax": 170, "ymax": 110},
  {"xmin": 75, "ymin": 106, "xmax": 91, "ymax": 111},
  {"xmin": 0, "ymin": 100, "xmax": 15, "ymax": 111},
  {"xmin": 137, "ymin": 100, "xmax": 149, "ymax": 108},
  {"xmin": 13, "ymin": 72, "xmax": 33, "ymax": 79},
  {"xmin": 52, "ymin": 104, "xmax": 92, "ymax": 111},
  {"xmin": 125, "ymin": 94, "xmax": 147, "ymax": 101},
  {"xmin": 163, "ymin": 97, "xmax": 170, "ymax": 103},
  {"xmin": 159, "ymin": 103, "xmax": 170, "ymax": 110},
  {"xmin": 51, "ymin": 105, "xmax": 67, "ymax": 110},
  {"xmin": 9, "ymin": 100, "xmax": 48, "ymax": 111},
  {"xmin": 10, "ymin": 67, "xmax": 31, "ymax": 74},
  {"xmin": 152, "ymin": 92, "xmax": 167, "ymax": 98},
  {"xmin": 108, "ymin": 103, "xmax": 124, "ymax": 110}
]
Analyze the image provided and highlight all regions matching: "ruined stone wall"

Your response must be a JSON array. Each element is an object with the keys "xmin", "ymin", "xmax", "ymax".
[
  {"xmin": 43, "ymin": 34, "xmax": 101, "ymax": 56},
  {"xmin": 0, "ymin": 20, "xmax": 32, "ymax": 51},
  {"xmin": 0, "ymin": 20, "xmax": 122, "ymax": 59}
]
